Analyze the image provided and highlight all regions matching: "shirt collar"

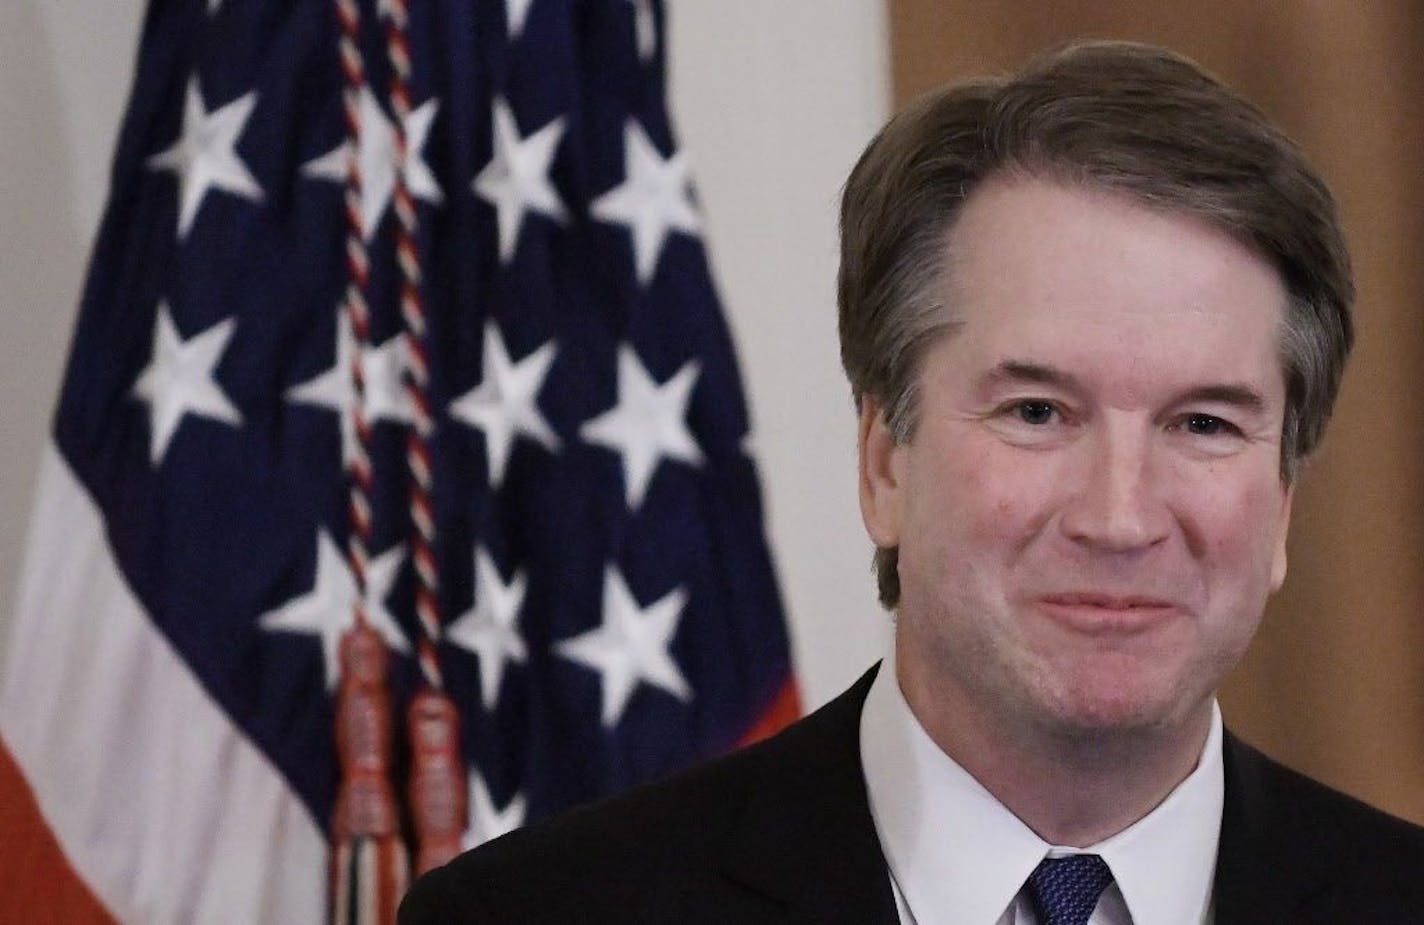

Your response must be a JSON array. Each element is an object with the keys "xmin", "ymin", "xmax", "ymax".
[
  {"xmin": 860, "ymin": 647, "xmax": 1223, "ymax": 925},
  {"xmin": 1090, "ymin": 703, "xmax": 1222, "ymax": 925}
]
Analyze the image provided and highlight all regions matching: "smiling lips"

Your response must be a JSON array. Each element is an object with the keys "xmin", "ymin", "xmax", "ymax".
[{"xmin": 1035, "ymin": 592, "xmax": 1181, "ymax": 633}]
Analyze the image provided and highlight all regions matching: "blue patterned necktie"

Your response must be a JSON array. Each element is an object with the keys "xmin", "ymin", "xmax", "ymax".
[{"xmin": 1025, "ymin": 854, "xmax": 1115, "ymax": 925}]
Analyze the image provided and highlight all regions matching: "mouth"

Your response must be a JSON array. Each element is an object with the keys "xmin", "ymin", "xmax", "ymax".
[{"xmin": 1034, "ymin": 592, "xmax": 1181, "ymax": 634}]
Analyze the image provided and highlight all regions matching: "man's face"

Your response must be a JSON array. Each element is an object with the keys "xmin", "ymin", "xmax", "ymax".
[{"xmin": 859, "ymin": 176, "xmax": 1294, "ymax": 743}]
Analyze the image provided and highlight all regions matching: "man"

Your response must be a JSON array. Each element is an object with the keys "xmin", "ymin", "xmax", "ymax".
[{"xmin": 401, "ymin": 41, "xmax": 1424, "ymax": 925}]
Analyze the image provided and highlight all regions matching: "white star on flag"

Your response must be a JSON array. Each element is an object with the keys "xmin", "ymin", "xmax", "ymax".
[
  {"xmin": 146, "ymin": 79, "xmax": 263, "ymax": 238},
  {"xmin": 590, "ymin": 120, "xmax": 699, "ymax": 285},
  {"xmin": 580, "ymin": 345, "xmax": 703, "ymax": 510},
  {"xmin": 629, "ymin": 0, "xmax": 656, "ymax": 61},
  {"xmin": 447, "ymin": 547, "xmax": 529, "ymax": 711},
  {"xmin": 448, "ymin": 322, "xmax": 559, "ymax": 486},
  {"xmin": 360, "ymin": 335, "xmax": 415, "ymax": 425},
  {"xmin": 259, "ymin": 533, "xmax": 410, "ymax": 690},
  {"xmin": 131, "ymin": 304, "xmax": 243, "ymax": 465},
  {"xmin": 472, "ymin": 98, "xmax": 567, "ymax": 263},
  {"xmin": 286, "ymin": 311, "xmax": 414, "ymax": 464},
  {"xmin": 463, "ymin": 769, "xmax": 527, "ymax": 850},
  {"xmin": 554, "ymin": 565, "xmax": 693, "ymax": 728},
  {"xmin": 504, "ymin": 0, "xmax": 536, "ymax": 39},
  {"xmin": 303, "ymin": 89, "xmax": 443, "ymax": 240}
]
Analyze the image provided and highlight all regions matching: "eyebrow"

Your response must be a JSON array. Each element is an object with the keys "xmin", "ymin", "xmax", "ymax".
[
  {"xmin": 1172, "ymin": 384, "xmax": 1268, "ymax": 413},
  {"xmin": 976, "ymin": 359, "xmax": 1269, "ymax": 413},
  {"xmin": 976, "ymin": 360, "xmax": 1083, "ymax": 392}
]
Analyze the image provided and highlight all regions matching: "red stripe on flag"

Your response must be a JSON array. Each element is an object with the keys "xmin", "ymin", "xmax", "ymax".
[
  {"xmin": 736, "ymin": 677, "xmax": 802, "ymax": 748},
  {"xmin": 0, "ymin": 738, "xmax": 116, "ymax": 924}
]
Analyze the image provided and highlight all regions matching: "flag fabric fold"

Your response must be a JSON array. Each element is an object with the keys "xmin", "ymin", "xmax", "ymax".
[{"xmin": 1, "ymin": 1, "xmax": 797, "ymax": 921}]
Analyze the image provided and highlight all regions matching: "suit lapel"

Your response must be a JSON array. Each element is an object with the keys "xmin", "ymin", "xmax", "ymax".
[
  {"xmin": 712, "ymin": 667, "xmax": 900, "ymax": 925},
  {"xmin": 1213, "ymin": 731, "xmax": 1336, "ymax": 925}
]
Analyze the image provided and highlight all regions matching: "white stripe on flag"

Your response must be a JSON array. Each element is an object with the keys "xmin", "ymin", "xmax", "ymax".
[{"xmin": 0, "ymin": 445, "xmax": 326, "ymax": 925}]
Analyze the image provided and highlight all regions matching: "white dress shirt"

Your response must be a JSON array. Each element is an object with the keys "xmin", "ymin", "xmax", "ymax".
[{"xmin": 860, "ymin": 647, "xmax": 1223, "ymax": 925}]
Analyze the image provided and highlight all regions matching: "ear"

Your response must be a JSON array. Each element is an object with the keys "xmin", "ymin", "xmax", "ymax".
[
  {"xmin": 1270, "ymin": 483, "xmax": 1294, "ymax": 592},
  {"xmin": 858, "ymin": 395, "xmax": 904, "ymax": 549}
]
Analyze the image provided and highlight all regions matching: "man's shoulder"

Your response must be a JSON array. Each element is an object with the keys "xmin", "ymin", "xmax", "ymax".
[
  {"xmin": 400, "ymin": 737, "xmax": 768, "ymax": 921},
  {"xmin": 441, "ymin": 712, "xmax": 797, "ymax": 882},
  {"xmin": 1226, "ymin": 731, "xmax": 1424, "ymax": 845},
  {"xmin": 400, "ymin": 670, "xmax": 879, "ymax": 924},
  {"xmin": 1220, "ymin": 731, "xmax": 1424, "ymax": 915}
]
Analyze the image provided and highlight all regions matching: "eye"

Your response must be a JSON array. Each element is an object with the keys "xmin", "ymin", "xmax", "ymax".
[
  {"xmin": 1183, "ymin": 413, "xmax": 1237, "ymax": 436},
  {"xmin": 1015, "ymin": 401, "xmax": 1056, "ymax": 425}
]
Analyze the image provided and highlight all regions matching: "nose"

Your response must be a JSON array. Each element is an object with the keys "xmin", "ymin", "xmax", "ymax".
[{"xmin": 1059, "ymin": 419, "xmax": 1171, "ymax": 553}]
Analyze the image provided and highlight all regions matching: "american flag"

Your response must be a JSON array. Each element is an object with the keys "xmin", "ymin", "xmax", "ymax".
[{"xmin": 0, "ymin": 1, "xmax": 798, "ymax": 921}]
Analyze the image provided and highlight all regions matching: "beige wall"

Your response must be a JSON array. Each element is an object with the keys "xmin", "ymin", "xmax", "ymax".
[{"xmin": 888, "ymin": 0, "xmax": 1424, "ymax": 825}]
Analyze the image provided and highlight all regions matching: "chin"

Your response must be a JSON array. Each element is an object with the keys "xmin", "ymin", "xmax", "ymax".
[
  {"xmin": 1044, "ymin": 699, "xmax": 1174, "ymax": 739},
  {"xmin": 1029, "ymin": 663, "xmax": 1197, "ymax": 739}
]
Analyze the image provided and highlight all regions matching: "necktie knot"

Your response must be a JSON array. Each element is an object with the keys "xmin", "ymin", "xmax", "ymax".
[{"xmin": 1026, "ymin": 854, "xmax": 1115, "ymax": 925}]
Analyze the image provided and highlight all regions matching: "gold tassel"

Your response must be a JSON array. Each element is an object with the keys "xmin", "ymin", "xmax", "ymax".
[
  {"xmin": 331, "ymin": 625, "xmax": 408, "ymax": 925},
  {"xmin": 408, "ymin": 688, "xmax": 468, "ymax": 874}
]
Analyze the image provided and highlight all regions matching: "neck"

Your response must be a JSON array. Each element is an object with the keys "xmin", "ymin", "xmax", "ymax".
[{"xmin": 895, "ymin": 655, "xmax": 1211, "ymax": 847}]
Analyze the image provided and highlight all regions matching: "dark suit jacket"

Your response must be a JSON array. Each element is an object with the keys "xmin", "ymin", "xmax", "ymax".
[{"xmin": 400, "ymin": 667, "xmax": 1424, "ymax": 924}]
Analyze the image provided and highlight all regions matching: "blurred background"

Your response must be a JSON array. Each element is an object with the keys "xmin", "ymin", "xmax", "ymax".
[{"xmin": 1, "ymin": 0, "xmax": 1420, "ymax": 872}]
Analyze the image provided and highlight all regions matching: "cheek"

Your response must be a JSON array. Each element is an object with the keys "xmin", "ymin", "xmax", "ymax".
[
  {"xmin": 897, "ymin": 442, "xmax": 977, "ymax": 578},
  {"xmin": 1177, "ymin": 464, "xmax": 1287, "ymax": 576},
  {"xmin": 919, "ymin": 438, "xmax": 1054, "ymax": 553}
]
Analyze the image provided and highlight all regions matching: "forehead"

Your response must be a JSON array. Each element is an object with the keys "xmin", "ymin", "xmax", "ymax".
[{"xmin": 934, "ymin": 176, "xmax": 1289, "ymax": 399}]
